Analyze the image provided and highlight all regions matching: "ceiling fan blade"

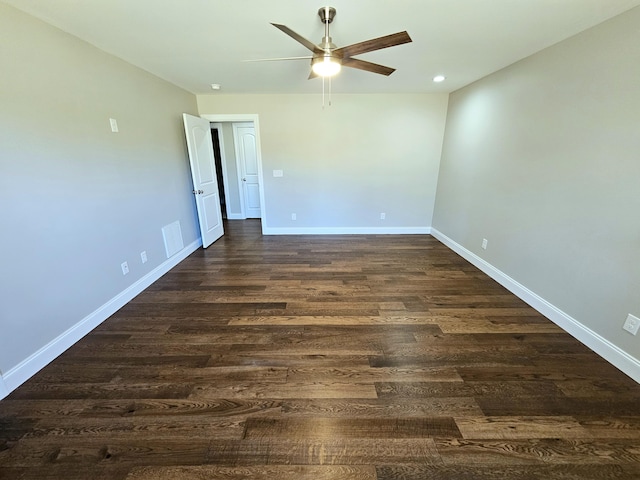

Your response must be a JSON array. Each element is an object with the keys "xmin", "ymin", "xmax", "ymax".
[
  {"xmin": 334, "ymin": 31, "xmax": 412, "ymax": 58},
  {"xmin": 244, "ymin": 56, "xmax": 313, "ymax": 62},
  {"xmin": 342, "ymin": 57, "xmax": 396, "ymax": 76},
  {"xmin": 308, "ymin": 70, "xmax": 319, "ymax": 80},
  {"xmin": 271, "ymin": 23, "xmax": 323, "ymax": 53}
]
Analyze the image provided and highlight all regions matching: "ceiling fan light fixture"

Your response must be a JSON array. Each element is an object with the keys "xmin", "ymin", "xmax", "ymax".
[{"xmin": 312, "ymin": 55, "xmax": 342, "ymax": 77}]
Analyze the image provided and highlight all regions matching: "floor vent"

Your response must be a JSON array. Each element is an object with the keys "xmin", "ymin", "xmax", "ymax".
[{"xmin": 162, "ymin": 221, "xmax": 184, "ymax": 258}]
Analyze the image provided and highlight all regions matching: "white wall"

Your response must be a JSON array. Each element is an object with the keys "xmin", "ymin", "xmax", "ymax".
[
  {"xmin": 433, "ymin": 8, "xmax": 640, "ymax": 375},
  {"xmin": 0, "ymin": 3, "xmax": 199, "ymax": 391},
  {"xmin": 197, "ymin": 94, "xmax": 449, "ymax": 234}
]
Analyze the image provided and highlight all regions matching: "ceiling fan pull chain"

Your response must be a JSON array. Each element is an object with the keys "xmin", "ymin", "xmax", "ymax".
[{"xmin": 322, "ymin": 76, "xmax": 325, "ymax": 109}]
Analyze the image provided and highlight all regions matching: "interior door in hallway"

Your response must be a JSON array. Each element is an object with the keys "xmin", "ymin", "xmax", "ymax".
[
  {"xmin": 183, "ymin": 113, "xmax": 224, "ymax": 248},
  {"xmin": 234, "ymin": 123, "xmax": 261, "ymax": 218}
]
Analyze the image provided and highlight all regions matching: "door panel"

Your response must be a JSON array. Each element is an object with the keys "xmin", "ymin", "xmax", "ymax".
[
  {"xmin": 183, "ymin": 114, "xmax": 224, "ymax": 248},
  {"xmin": 234, "ymin": 123, "xmax": 261, "ymax": 218}
]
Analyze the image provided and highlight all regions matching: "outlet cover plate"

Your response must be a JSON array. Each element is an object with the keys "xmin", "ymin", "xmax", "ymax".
[{"xmin": 623, "ymin": 314, "xmax": 640, "ymax": 335}]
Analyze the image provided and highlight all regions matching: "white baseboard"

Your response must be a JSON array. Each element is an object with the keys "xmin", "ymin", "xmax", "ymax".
[
  {"xmin": 1, "ymin": 239, "xmax": 202, "ymax": 399},
  {"xmin": 0, "ymin": 374, "xmax": 8, "ymax": 399},
  {"xmin": 263, "ymin": 226, "xmax": 431, "ymax": 235},
  {"xmin": 430, "ymin": 228, "xmax": 640, "ymax": 384},
  {"xmin": 226, "ymin": 213, "xmax": 244, "ymax": 220}
]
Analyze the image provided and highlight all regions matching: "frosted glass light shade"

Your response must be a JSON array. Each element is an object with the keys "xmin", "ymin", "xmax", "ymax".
[{"xmin": 312, "ymin": 56, "xmax": 341, "ymax": 77}]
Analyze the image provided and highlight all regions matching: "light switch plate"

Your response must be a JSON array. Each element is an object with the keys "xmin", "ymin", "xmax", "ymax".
[{"xmin": 273, "ymin": 170, "xmax": 283, "ymax": 177}]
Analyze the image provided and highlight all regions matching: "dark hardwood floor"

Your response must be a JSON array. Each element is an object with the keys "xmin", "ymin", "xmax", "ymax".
[{"xmin": 2, "ymin": 219, "xmax": 640, "ymax": 479}]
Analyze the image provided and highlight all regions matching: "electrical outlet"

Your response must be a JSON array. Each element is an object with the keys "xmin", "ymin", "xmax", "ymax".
[
  {"xmin": 482, "ymin": 238, "xmax": 488, "ymax": 250},
  {"xmin": 291, "ymin": 213, "xmax": 297, "ymax": 221},
  {"xmin": 109, "ymin": 118, "xmax": 119, "ymax": 133},
  {"xmin": 380, "ymin": 213, "xmax": 386, "ymax": 220},
  {"xmin": 121, "ymin": 261, "xmax": 129, "ymax": 275},
  {"xmin": 140, "ymin": 251, "xmax": 148, "ymax": 264},
  {"xmin": 623, "ymin": 314, "xmax": 640, "ymax": 335}
]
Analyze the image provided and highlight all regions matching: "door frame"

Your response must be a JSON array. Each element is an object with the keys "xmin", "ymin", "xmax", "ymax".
[{"xmin": 201, "ymin": 114, "xmax": 267, "ymax": 234}]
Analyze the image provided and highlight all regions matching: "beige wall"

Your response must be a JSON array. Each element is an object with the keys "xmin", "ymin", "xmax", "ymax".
[
  {"xmin": 197, "ymin": 94, "xmax": 449, "ymax": 233},
  {"xmin": 433, "ymin": 8, "xmax": 640, "ymax": 360},
  {"xmin": 0, "ymin": 3, "xmax": 199, "ymax": 375}
]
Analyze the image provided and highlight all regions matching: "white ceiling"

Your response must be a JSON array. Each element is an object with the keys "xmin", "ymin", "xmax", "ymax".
[{"xmin": 6, "ymin": 0, "xmax": 640, "ymax": 95}]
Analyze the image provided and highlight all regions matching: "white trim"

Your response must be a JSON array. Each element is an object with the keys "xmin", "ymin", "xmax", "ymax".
[
  {"xmin": 0, "ymin": 373, "xmax": 8, "ymax": 399},
  {"xmin": 200, "ymin": 114, "xmax": 267, "ymax": 234},
  {"xmin": 263, "ymin": 226, "xmax": 431, "ymax": 235},
  {"xmin": 1, "ymin": 239, "xmax": 202, "ymax": 399},
  {"xmin": 226, "ymin": 213, "xmax": 244, "ymax": 220},
  {"xmin": 430, "ymin": 228, "xmax": 640, "ymax": 384}
]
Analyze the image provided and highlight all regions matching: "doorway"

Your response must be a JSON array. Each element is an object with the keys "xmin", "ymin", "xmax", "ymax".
[{"xmin": 204, "ymin": 115, "xmax": 265, "ymax": 230}]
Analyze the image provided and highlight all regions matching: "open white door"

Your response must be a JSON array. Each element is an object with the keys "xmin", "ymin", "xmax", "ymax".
[{"xmin": 183, "ymin": 114, "xmax": 224, "ymax": 248}]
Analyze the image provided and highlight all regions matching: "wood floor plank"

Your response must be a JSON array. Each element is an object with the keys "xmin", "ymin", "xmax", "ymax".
[
  {"xmin": 205, "ymin": 353, "xmax": 371, "ymax": 368},
  {"xmin": 437, "ymin": 318, "xmax": 564, "ymax": 334},
  {"xmin": 375, "ymin": 380, "xmax": 567, "ymax": 399},
  {"xmin": 126, "ymin": 465, "xmax": 377, "ymax": 480},
  {"xmin": 455, "ymin": 416, "xmax": 592, "ymax": 439},
  {"xmin": 228, "ymin": 315, "xmax": 440, "ymax": 326},
  {"xmin": 24, "ymin": 414, "xmax": 246, "ymax": 439},
  {"xmin": 578, "ymin": 417, "xmax": 640, "ymax": 439},
  {"xmin": 0, "ymin": 436, "xmax": 212, "ymax": 467},
  {"xmin": 76, "ymin": 398, "xmax": 283, "ymax": 418},
  {"xmin": 113, "ymin": 365, "xmax": 288, "ymax": 384},
  {"xmin": 189, "ymin": 382, "xmax": 378, "ymax": 400},
  {"xmin": 436, "ymin": 438, "xmax": 640, "ymax": 465},
  {"xmin": 6, "ymin": 382, "xmax": 194, "ymax": 400},
  {"xmin": 376, "ymin": 464, "xmax": 640, "ymax": 480},
  {"xmin": 285, "ymin": 366, "xmax": 463, "ymax": 383},
  {"xmin": 2, "ymin": 220, "xmax": 640, "ymax": 479},
  {"xmin": 280, "ymin": 397, "xmax": 484, "ymax": 418},
  {"xmin": 3, "ymin": 466, "xmax": 131, "ymax": 480},
  {"xmin": 243, "ymin": 417, "xmax": 462, "ymax": 439},
  {"xmin": 206, "ymin": 438, "xmax": 443, "ymax": 465}
]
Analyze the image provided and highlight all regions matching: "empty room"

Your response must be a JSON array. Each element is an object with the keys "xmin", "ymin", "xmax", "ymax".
[{"xmin": 1, "ymin": 1, "xmax": 640, "ymax": 479}]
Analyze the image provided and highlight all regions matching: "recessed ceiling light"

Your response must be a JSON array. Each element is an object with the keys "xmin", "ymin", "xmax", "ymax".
[
  {"xmin": 210, "ymin": 83, "xmax": 222, "ymax": 90},
  {"xmin": 433, "ymin": 75, "xmax": 446, "ymax": 83}
]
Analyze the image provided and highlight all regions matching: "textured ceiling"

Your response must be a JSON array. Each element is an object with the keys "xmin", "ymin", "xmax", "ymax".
[{"xmin": 6, "ymin": 0, "xmax": 640, "ymax": 94}]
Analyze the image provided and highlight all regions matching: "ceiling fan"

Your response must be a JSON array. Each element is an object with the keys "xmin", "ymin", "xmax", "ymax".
[{"xmin": 253, "ymin": 6, "xmax": 412, "ymax": 79}]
